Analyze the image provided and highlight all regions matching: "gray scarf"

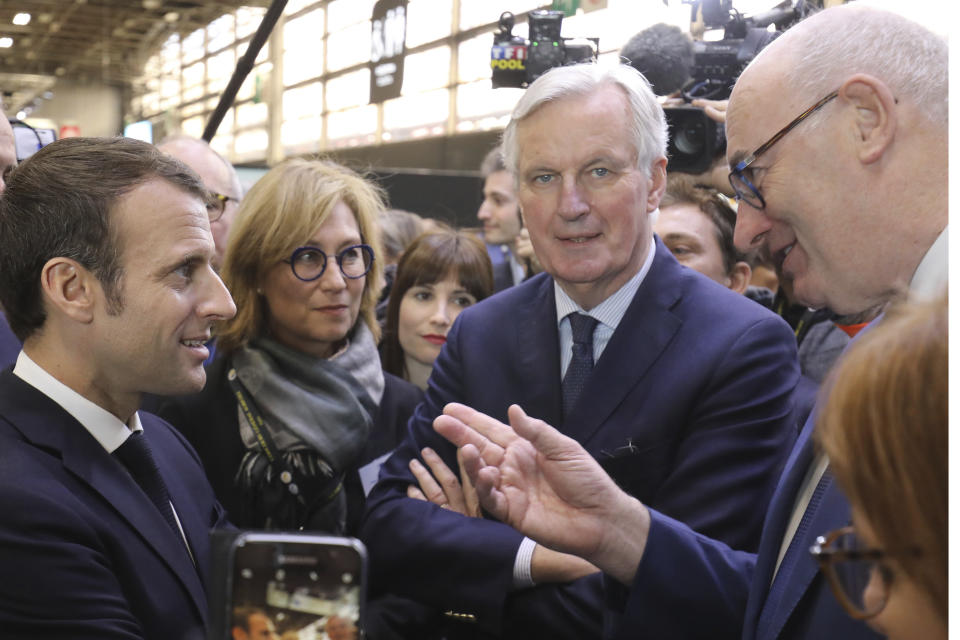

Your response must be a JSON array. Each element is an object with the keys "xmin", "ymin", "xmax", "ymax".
[{"xmin": 232, "ymin": 321, "xmax": 384, "ymax": 473}]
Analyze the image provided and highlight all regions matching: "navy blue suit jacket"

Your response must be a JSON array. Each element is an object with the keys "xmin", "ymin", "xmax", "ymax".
[
  {"xmin": 616, "ymin": 375, "xmax": 883, "ymax": 640},
  {"xmin": 0, "ymin": 370, "xmax": 230, "ymax": 640},
  {"xmin": 361, "ymin": 239, "xmax": 801, "ymax": 636}
]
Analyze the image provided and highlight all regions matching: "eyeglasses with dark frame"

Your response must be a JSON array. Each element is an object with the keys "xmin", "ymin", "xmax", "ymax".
[
  {"xmin": 810, "ymin": 525, "xmax": 923, "ymax": 620},
  {"xmin": 206, "ymin": 191, "xmax": 238, "ymax": 222},
  {"xmin": 728, "ymin": 90, "xmax": 839, "ymax": 210},
  {"xmin": 286, "ymin": 244, "xmax": 374, "ymax": 282}
]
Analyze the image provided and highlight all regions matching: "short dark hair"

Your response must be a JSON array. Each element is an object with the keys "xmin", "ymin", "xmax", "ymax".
[
  {"xmin": 659, "ymin": 174, "xmax": 744, "ymax": 274},
  {"xmin": 381, "ymin": 229, "xmax": 493, "ymax": 380},
  {"xmin": 0, "ymin": 136, "xmax": 207, "ymax": 340}
]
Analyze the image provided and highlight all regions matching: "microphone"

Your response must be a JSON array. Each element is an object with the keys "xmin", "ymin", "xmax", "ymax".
[{"xmin": 620, "ymin": 23, "xmax": 694, "ymax": 96}]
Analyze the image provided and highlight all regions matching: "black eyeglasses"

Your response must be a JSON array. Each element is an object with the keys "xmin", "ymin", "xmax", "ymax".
[
  {"xmin": 207, "ymin": 191, "xmax": 238, "ymax": 222},
  {"xmin": 728, "ymin": 90, "xmax": 839, "ymax": 210},
  {"xmin": 286, "ymin": 244, "xmax": 374, "ymax": 282},
  {"xmin": 810, "ymin": 526, "xmax": 922, "ymax": 620}
]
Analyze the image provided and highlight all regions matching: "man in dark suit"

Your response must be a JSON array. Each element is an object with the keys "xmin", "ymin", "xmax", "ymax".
[
  {"xmin": 434, "ymin": 6, "xmax": 946, "ymax": 640},
  {"xmin": 361, "ymin": 62, "xmax": 800, "ymax": 638},
  {"xmin": 0, "ymin": 137, "xmax": 237, "ymax": 639},
  {"xmin": 478, "ymin": 146, "xmax": 526, "ymax": 292}
]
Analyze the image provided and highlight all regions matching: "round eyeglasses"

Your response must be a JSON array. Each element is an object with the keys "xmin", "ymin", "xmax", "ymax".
[
  {"xmin": 206, "ymin": 191, "xmax": 238, "ymax": 222},
  {"xmin": 286, "ymin": 244, "xmax": 374, "ymax": 282},
  {"xmin": 810, "ymin": 526, "xmax": 922, "ymax": 620}
]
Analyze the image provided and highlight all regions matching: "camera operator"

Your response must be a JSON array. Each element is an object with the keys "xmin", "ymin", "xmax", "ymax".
[{"xmin": 621, "ymin": 24, "xmax": 734, "ymax": 197}]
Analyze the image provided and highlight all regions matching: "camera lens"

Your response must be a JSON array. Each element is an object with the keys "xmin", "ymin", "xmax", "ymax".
[{"xmin": 674, "ymin": 122, "xmax": 705, "ymax": 156}]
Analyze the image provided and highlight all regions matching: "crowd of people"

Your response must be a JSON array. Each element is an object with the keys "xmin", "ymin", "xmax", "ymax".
[{"xmin": 0, "ymin": 4, "xmax": 947, "ymax": 640}]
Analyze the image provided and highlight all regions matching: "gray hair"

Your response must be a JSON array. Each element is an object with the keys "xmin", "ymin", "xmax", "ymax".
[
  {"xmin": 501, "ymin": 63, "xmax": 668, "ymax": 178},
  {"xmin": 780, "ymin": 5, "xmax": 947, "ymax": 127}
]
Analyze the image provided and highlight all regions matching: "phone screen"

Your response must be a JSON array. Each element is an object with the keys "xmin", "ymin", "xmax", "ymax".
[{"xmin": 223, "ymin": 533, "xmax": 365, "ymax": 640}]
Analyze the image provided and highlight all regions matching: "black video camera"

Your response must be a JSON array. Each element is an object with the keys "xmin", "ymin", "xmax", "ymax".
[
  {"xmin": 490, "ymin": 11, "xmax": 598, "ymax": 89},
  {"xmin": 666, "ymin": 0, "xmax": 807, "ymax": 173}
]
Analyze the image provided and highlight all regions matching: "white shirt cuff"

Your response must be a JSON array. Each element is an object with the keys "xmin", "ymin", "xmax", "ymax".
[{"xmin": 512, "ymin": 536, "xmax": 537, "ymax": 588}]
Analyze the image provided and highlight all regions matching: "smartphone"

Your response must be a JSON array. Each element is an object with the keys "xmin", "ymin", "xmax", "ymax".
[{"xmin": 208, "ymin": 530, "xmax": 367, "ymax": 640}]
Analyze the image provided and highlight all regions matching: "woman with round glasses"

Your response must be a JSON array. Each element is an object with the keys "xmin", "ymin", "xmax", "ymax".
[
  {"xmin": 812, "ymin": 295, "xmax": 946, "ymax": 640},
  {"xmin": 159, "ymin": 158, "xmax": 422, "ymax": 534}
]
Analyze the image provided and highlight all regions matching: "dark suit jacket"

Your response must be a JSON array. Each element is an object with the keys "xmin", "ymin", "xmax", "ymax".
[
  {"xmin": 158, "ymin": 354, "xmax": 423, "ymax": 533},
  {"xmin": 0, "ymin": 370, "xmax": 229, "ymax": 640},
  {"xmin": 360, "ymin": 238, "xmax": 801, "ymax": 636},
  {"xmin": 614, "ymin": 361, "xmax": 883, "ymax": 640},
  {"xmin": 0, "ymin": 311, "xmax": 21, "ymax": 368}
]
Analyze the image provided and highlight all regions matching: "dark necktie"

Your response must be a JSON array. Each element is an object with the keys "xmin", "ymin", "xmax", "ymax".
[
  {"xmin": 755, "ymin": 467, "xmax": 833, "ymax": 638},
  {"xmin": 114, "ymin": 431, "xmax": 181, "ymax": 539},
  {"xmin": 561, "ymin": 312, "xmax": 598, "ymax": 418}
]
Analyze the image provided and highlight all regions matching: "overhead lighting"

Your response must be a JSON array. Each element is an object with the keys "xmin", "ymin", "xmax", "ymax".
[
  {"xmin": 13, "ymin": 13, "xmax": 31, "ymax": 26},
  {"xmin": 0, "ymin": 38, "xmax": 13, "ymax": 48}
]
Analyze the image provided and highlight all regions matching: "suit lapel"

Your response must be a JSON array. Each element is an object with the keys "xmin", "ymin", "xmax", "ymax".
[
  {"xmin": 562, "ymin": 239, "xmax": 683, "ymax": 444},
  {"xmin": 0, "ymin": 371, "xmax": 208, "ymax": 622},
  {"xmin": 515, "ymin": 275, "xmax": 563, "ymax": 426},
  {"xmin": 760, "ymin": 475, "xmax": 849, "ymax": 640}
]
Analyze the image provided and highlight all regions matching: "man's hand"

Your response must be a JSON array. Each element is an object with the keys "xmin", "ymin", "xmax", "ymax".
[
  {"xmin": 433, "ymin": 403, "xmax": 651, "ymax": 584},
  {"xmin": 407, "ymin": 447, "xmax": 482, "ymax": 518},
  {"xmin": 690, "ymin": 98, "xmax": 728, "ymax": 123}
]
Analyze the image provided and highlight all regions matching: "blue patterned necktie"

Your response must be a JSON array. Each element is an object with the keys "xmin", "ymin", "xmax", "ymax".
[
  {"xmin": 561, "ymin": 312, "xmax": 598, "ymax": 418},
  {"xmin": 114, "ymin": 431, "xmax": 181, "ymax": 539}
]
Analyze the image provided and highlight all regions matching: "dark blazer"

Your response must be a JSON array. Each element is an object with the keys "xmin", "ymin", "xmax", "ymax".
[
  {"xmin": 0, "ymin": 369, "xmax": 229, "ymax": 640},
  {"xmin": 360, "ymin": 238, "xmax": 802, "ymax": 637},
  {"xmin": 614, "ymin": 358, "xmax": 883, "ymax": 640},
  {"xmin": 158, "ymin": 354, "xmax": 423, "ymax": 532},
  {"xmin": 614, "ymin": 415, "xmax": 883, "ymax": 640},
  {"xmin": 0, "ymin": 311, "xmax": 21, "ymax": 369}
]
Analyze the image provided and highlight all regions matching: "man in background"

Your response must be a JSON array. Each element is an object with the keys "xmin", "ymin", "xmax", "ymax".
[
  {"xmin": 0, "ymin": 110, "xmax": 21, "ymax": 366},
  {"xmin": 477, "ymin": 146, "xmax": 526, "ymax": 292},
  {"xmin": 157, "ymin": 135, "xmax": 243, "ymax": 271}
]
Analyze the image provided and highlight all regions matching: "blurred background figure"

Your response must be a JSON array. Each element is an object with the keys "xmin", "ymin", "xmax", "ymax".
[
  {"xmin": 376, "ymin": 208, "xmax": 428, "ymax": 325},
  {"xmin": 159, "ymin": 158, "xmax": 421, "ymax": 533},
  {"xmin": 381, "ymin": 229, "xmax": 493, "ymax": 390},
  {"xmin": 655, "ymin": 174, "xmax": 751, "ymax": 293},
  {"xmin": 813, "ymin": 295, "xmax": 947, "ymax": 640},
  {"xmin": 0, "ymin": 109, "xmax": 21, "ymax": 368},
  {"xmin": 477, "ymin": 146, "xmax": 526, "ymax": 292},
  {"xmin": 156, "ymin": 135, "xmax": 243, "ymax": 272},
  {"xmin": 232, "ymin": 607, "xmax": 281, "ymax": 640},
  {"xmin": 323, "ymin": 614, "xmax": 359, "ymax": 640}
]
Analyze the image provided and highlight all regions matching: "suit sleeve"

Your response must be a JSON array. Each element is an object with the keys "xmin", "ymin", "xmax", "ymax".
[
  {"xmin": 360, "ymin": 313, "xmax": 524, "ymax": 626},
  {"xmin": 610, "ymin": 509, "xmax": 756, "ymax": 640}
]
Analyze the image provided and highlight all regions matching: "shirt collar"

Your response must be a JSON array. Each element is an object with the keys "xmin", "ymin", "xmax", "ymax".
[
  {"xmin": 909, "ymin": 225, "xmax": 948, "ymax": 301},
  {"xmin": 555, "ymin": 235, "xmax": 657, "ymax": 329},
  {"xmin": 13, "ymin": 351, "xmax": 141, "ymax": 454}
]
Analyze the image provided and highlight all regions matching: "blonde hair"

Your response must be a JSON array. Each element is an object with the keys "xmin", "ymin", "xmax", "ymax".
[
  {"xmin": 816, "ymin": 295, "xmax": 947, "ymax": 619},
  {"xmin": 217, "ymin": 158, "xmax": 385, "ymax": 354}
]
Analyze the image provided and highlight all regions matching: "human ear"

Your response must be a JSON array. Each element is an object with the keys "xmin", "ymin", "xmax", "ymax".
[
  {"xmin": 726, "ymin": 261, "xmax": 752, "ymax": 295},
  {"xmin": 39, "ymin": 258, "xmax": 97, "ymax": 324},
  {"xmin": 838, "ymin": 74, "xmax": 897, "ymax": 165},
  {"xmin": 646, "ymin": 157, "xmax": 668, "ymax": 212}
]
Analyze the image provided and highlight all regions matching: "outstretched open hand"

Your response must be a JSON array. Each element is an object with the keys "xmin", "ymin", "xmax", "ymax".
[{"xmin": 434, "ymin": 403, "xmax": 639, "ymax": 563}]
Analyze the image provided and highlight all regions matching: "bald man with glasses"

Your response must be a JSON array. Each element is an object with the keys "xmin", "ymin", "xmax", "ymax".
[{"xmin": 434, "ymin": 6, "xmax": 946, "ymax": 640}]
